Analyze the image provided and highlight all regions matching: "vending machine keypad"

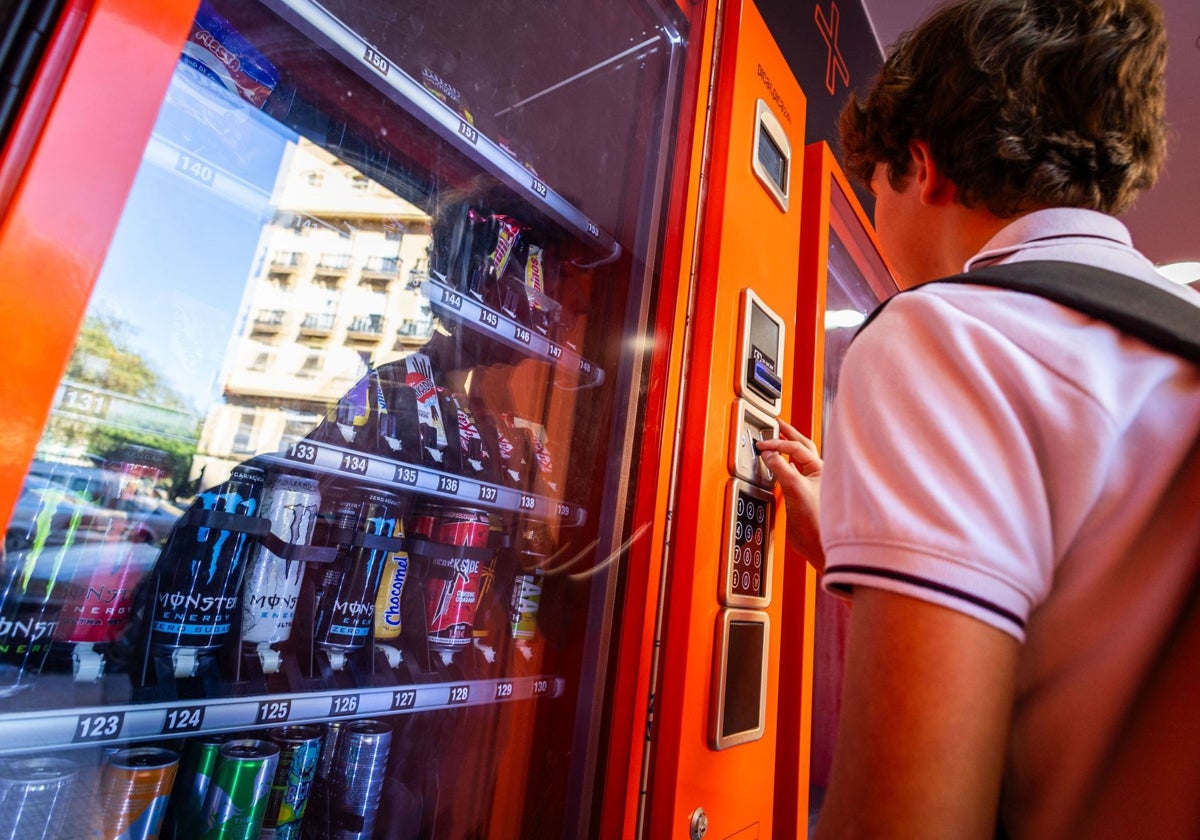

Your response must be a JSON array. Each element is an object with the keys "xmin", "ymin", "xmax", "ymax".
[{"xmin": 721, "ymin": 479, "xmax": 774, "ymax": 607}]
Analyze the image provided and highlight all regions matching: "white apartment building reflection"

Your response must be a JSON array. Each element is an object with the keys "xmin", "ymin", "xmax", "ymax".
[{"xmin": 193, "ymin": 139, "xmax": 434, "ymax": 483}]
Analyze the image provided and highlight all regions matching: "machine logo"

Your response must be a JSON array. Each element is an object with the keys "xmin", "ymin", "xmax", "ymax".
[{"xmin": 814, "ymin": 2, "xmax": 850, "ymax": 96}]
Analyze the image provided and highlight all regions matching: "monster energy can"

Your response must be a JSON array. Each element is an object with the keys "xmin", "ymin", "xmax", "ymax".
[
  {"xmin": 262, "ymin": 726, "xmax": 321, "ymax": 839},
  {"xmin": 328, "ymin": 720, "xmax": 391, "ymax": 839},
  {"xmin": 198, "ymin": 739, "xmax": 278, "ymax": 839},
  {"xmin": 241, "ymin": 474, "xmax": 321, "ymax": 647}
]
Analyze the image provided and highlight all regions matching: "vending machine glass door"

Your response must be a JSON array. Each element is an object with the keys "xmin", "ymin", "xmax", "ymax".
[{"xmin": 0, "ymin": 1, "xmax": 687, "ymax": 837}]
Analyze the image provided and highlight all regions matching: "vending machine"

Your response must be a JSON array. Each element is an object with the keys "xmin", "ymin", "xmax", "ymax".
[{"xmin": 0, "ymin": 0, "xmax": 876, "ymax": 837}]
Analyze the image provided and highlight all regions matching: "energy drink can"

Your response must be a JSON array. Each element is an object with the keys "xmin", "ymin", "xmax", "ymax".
[
  {"xmin": 414, "ymin": 506, "xmax": 492, "ymax": 654},
  {"xmin": 94, "ymin": 747, "xmax": 179, "ymax": 840},
  {"xmin": 149, "ymin": 465, "xmax": 265, "ymax": 656},
  {"xmin": 372, "ymin": 537, "xmax": 409, "ymax": 643},
  {"xmin": 329, "ymin": 720, "xmax": 391, "ymax": 839},
  {"xmin": 240, "ymin": 475, "xmax": 321, "ymax": 647},
  {"xmin": 0, "ymin": 756, "xmax": 78, "ymax": 840},
  {"xmin": 170, "ymin": 735, "xmax": 230, "ymax": 834},
  {"xmin": 199, "ymin": 739, "xmax": 278, "ymax": 839},
  {"xmin": 262, "ymin": 726, "xmax": 321, "ymax": 839},
  {"xmin": 312, "ymin": 488, "xmax": 400, "ymax": 660}
]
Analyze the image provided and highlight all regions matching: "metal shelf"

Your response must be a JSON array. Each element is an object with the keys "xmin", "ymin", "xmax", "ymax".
[
  {"xmin": 266, "ymin": 0, "xmax": 621, "ymax": 266},
  {"xmin": 0, "ymin": 674, "xmax": 565, "ymax": 755},
  {"xmin": 262, "ymin": 439, "xmax": 588, "ymax": 527},
  {"xmin": 422, "ymin": 277, "xmax": 605, "ymax": 389}
]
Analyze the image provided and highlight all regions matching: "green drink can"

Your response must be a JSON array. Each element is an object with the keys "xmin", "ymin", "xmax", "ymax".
[
  {"xmin": 263, "ymin": 726, "xmax": 322, "ymax": 839},
  {"xmin": 171, "ymin": 735, "xmax": 229, "ymax": 832},
  {"xmin": 199, "ymin": 739, "xmax": 279, "ymax": 839}
]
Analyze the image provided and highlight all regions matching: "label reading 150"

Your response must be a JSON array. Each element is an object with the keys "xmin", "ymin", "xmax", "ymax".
[
  {"xmin": 330, "ymin": 694, "xmax": 360, "ymax": 717},
  {"xmin": 256, "ymin": 700, "xmax": 292, "ymax": 725},
  {"xmin": 162, "ymin": 706, "xmax": 205, "ymax": 734},
  {"xmin": 74, "ymin": 712, "xmax": 124, "ymax": 742},
  {"xmin": 447, "ymin": 685, "xmax": 470, "ymax": 705}
]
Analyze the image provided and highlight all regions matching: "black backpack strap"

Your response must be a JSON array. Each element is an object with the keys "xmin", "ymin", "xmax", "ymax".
[{"xmin": 858, "ymin": 260, "xmax": 1200, "ymax": 364}]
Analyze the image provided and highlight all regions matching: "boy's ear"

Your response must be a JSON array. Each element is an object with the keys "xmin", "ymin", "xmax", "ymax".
[{"xmin": 909, "ymin": 141, "xmax": 957, "ymax": 206}]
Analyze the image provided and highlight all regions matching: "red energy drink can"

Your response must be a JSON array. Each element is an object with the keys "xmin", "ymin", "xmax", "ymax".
[
  {"xmin": 413, "ymin": 506, "xmax": 492, "ymax": 654},
  {"xmin": 94, "ymin": 747, "xmax": 179, "ymax": 840}
]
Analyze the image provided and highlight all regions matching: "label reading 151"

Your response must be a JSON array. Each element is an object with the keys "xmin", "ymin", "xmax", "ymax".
[
  {"xmin": 74, "ymin": 712, "xmax": 124, "ymax": 743},
  {"xmin": 256, "ymin": 700, "xmax": 292, "ymax": 725}
]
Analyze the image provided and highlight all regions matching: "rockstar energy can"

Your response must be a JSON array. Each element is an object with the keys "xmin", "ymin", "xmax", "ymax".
[{"xmin": 412, "ymin": 506, "xmax": 492, "ymax": 654}]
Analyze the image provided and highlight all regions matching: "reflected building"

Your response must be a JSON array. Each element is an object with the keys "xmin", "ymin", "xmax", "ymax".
[{"xmin": 192, "ymin": 139, "xmax": 435, "ymax": 484}]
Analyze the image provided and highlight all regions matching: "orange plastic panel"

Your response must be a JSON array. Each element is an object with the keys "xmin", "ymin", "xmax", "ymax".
[
  {"xmin": 0, "ymin": 0, "xmax": 199, "ymax": 529},
  {"xmin": 643, "ymin": 1, "xmax": 806, "ymax": 837}
]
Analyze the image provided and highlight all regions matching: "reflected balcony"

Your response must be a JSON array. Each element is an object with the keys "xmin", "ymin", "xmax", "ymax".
[
  {"xmin": 251, "ymin": 309, "xmax": 285, "ymax": 336},
  {"xmin": 299, "ymin": 312, "xmax": 336, "ymax": 337},
  {"xmin": 347, "ymin": 313, "xmax": 384, "ymax": 342}
]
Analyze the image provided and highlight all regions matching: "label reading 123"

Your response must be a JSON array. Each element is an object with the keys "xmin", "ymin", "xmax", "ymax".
[{"xmin": 74, "ymin": 712, "xmax": 124, "ymax": 743}]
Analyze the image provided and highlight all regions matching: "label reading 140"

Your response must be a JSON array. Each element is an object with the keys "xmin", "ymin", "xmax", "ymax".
[
  {"xmin": 256, "ymin": 700, "xmax": 292, "ymax": 725},
  {"xmin": 162, "ymin": 706, "xmax": 205, "ymax": 734},
  {"xmin": 74, "ymin": 712, "xmax": 124, "ymax": 743}
]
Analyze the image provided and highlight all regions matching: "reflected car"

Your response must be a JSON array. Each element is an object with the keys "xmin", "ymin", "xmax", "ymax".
[{"xmin": 5, "ymin": 483, "xmax": 133, "ymax": 554}]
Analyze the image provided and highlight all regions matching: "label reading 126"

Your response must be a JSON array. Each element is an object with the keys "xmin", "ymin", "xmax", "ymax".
[{"xmin": 330, "ymin": 694, "xmax": 360, "ymax": 717}]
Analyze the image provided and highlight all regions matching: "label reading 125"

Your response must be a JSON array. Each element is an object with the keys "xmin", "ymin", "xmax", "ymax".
[
  {"xmin": 74, "ymin": 712, "xmax": 124, "ymax": 743},
  {"xmin": 162, "ymin": 706, "xmax": 205, "ymax": 734},
  {"xmin": 256, "ymin": 699, "xmax": 291, "ymax": 725}
]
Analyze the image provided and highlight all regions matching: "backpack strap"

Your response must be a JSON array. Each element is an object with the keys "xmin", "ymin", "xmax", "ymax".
[{"xmin": 858, "ymin": 260, "xmax": 1200, "ymax": 364}]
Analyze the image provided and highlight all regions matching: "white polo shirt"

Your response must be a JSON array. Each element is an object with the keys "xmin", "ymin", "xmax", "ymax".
[{"xmin": 820, "ymin": 208, "xmax": 1200, "ymax": 837}]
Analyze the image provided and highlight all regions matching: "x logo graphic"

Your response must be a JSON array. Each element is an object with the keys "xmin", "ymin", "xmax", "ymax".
[{"xmin": 815, "ymin": 2, "xmax": 850, "ymax": 95}]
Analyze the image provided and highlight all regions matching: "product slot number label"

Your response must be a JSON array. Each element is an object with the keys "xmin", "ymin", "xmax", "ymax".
[
  {"xmin": 531, "ymin": 178, "xmax": 548, "ymax": 198},
  {"xmin": 74, "ymin": 712, "xmax": 125, "ymax": 743},
  {"xmin": 532, "ymin": 679, "xmax": 551, "ymax": 697},
  {"xmin": 514, "ymin": 326, "xmax": 532, "ymax": 345},
  {"xmin": 495, "ymin": 681, "xmax": 514, "ymax": 700},
  {"xmin": 458, "ymin": 121, "xmax": 479, "ymax": 145},
  {"xmin": 447, "ymin": 685, "xmax": 470, "ymax": 705},
  {"xmin": 341, "ymin": 453, "xmax": 370, "ymax": 475},
  {"xmin": 477, "ymin": 485, "xmax": 498, "ymax": 503},
  {"xmin": 440, "ymin": 288, "xmax": 464, "ymax": 311},
  {"xmin": 479, "ymin": 309, "xmax": 499, "ymax": 329},
  {"xmin": 176, "ymin": 154, "xmax": 216, "ymax": 186},
  {"xmin": 287, "ymin": 442, "xmax": 319, "ymax": 464},
  {"xmin": 394, "ymin": 466, "xmax": 420, "ymax": 486},
  {"xmin": 330, "ymin": 694, "xmax": 360, "ymax": 717},
  {"xmin": 437, "ymin": 475, "xmax": 460, "ymax": 495},
  {"xmin": 519, "ymin": 495, "xmax": 537, "ymax": 511},
  {"xmin": 256, "ymin": 700, "xmax": 292, "ymax": 725},
  {"xmin": 363, "ymin": 47, "xmax": 390, "ymax": 76},
  {"xmin": 546, "ymin": 343, "xmax": 563, "ymax": 360},
  {"xmin": 391, "ymin": 689, "xmax": 417, "ymax": 710},
  {"xmin": 162, "ymin": 706, "xmax": 205, "ymax": 734}
]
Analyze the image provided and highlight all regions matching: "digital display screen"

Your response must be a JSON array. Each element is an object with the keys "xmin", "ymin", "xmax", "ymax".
[
  {"xmin": 757, "ymin": 127, "xmax": 787, "ymax": 195},
  {"xmin": 730, "ymin": 488, "xmax": 770, "ymax": 599},
  {"xmin": 721, "ymin": 620, "xmax": 766, "ymax": 738}
]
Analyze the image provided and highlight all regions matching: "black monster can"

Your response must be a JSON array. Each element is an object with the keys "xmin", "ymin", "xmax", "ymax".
[{"xmin": 310, "ymin": 487, "xmax": 400, "ymax": 669}]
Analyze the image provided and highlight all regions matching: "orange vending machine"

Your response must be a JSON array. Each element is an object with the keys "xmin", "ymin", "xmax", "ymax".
[{"xmin": 0, "ymin": 0, "xmax": 849, "ymax": 837}]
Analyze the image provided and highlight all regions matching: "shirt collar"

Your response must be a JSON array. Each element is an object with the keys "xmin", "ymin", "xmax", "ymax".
[{"xmin": 964, "ymin": 208, "xmax": 1134, "ymax": 272}]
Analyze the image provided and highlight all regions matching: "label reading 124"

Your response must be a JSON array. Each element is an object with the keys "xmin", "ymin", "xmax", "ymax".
[
  {"xmin": 162, "ymin": 706, "xmax": 205, "ymax": 734},
  {"xmin": 74, "ymin": 712, "xmax": 124, "ymax": 743},
  {"xmin": 256, "ymin": 699, "xmax": 291, "ymax": 725}
]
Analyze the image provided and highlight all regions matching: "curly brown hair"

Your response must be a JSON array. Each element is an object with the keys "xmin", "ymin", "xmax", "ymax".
[{"xmin": 839, "ymin": 0, "xmax": 1168, "ymax": 216}]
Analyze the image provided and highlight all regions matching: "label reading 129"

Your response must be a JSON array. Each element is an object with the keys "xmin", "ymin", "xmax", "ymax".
[
  {"xmin": 74, "ymin": 712, "xmax": 124, "ymax": 743},
  {"xmin": 256, "ymin": 700, "xmax": 291, "ymax": 725},
  {"xmin": 162, "ymin": 706, "xmax": 205, "ymax": 734}
]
